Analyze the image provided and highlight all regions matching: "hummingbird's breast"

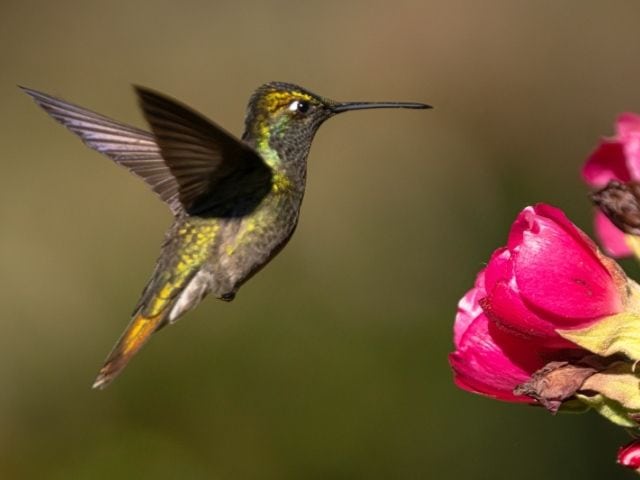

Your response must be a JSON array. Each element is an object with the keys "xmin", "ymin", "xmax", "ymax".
[
  {"xmin": 213, "ymin": 184, "xmax": 304, "ymax": 296},
  {"xmin": 205, "ymin": 129, "xmax": 308, "ymax": 297}
]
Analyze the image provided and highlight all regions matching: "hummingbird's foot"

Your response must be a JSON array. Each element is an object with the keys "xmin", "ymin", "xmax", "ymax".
[{"xmin": 220, "ymin": 292, "xmax": 236, "ymax": 302}]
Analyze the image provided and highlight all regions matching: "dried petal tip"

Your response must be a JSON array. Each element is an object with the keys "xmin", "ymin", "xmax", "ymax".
[
  {"xmin": 513, "ymin": 361, "xmax": 597, "ymax": 413},
  {"xmin": 618, "ymin": 440, "xmax": 640, "ymax": 471},
  {"xmin": 591, "ymin": 180, "xmax": 640, "ymax": 235}
]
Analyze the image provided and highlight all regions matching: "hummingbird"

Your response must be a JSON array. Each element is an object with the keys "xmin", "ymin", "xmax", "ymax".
[{"xmin": 21, "ymin": 82, "xmax": 430, "ymax": 388}]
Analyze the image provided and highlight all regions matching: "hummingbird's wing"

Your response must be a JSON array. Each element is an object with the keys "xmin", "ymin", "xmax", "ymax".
[
  {"xmin": 20, "ymin": 87, "xmax": 184, "ymax": 215},
  {"xmin": 134, "ymin": 87, "xmax": 272, "ymax": 216}
]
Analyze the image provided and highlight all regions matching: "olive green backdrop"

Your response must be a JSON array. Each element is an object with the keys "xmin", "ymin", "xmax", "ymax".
[{"xmin": 2, "ymin": 0, "xmax": 640, "ymax": 478}]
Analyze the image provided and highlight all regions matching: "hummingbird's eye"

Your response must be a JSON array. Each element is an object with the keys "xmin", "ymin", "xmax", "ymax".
[{"xmin": 288, "ymin": 100, "xmax": 310, "ymax": 114}]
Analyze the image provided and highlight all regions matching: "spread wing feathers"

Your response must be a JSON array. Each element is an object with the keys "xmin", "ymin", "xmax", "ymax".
[
  {"xmin": 134, "ymin": 86, "xmax": 272, "ymax": 215},
  {"xmin": 20, "ymin": 86, "xmax": 184, "ymax": 215}
]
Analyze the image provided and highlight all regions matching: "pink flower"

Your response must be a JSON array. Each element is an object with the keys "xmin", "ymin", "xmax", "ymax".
[
  {"xmin": 583, "ymin": 113, "xmax": 640, "ymax": 257},
  {"xmin": 449, "ymin": 270, "xmax": 548, "ymax": 403},
  {"xmin": 450, "ymin": 204, "xmax": 631, "ymax": 404},
  {"xmin": 481, "ymin": 204, "xmax": 626, "ymax": 344},
  {"xmin": 618, "ymin": 440, "xmax": 640, "ymax": 472}
]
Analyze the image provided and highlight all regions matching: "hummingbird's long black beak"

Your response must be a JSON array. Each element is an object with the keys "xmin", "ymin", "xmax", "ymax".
[{"xmin": 331, "ymin": 101, "xmax": 432, "ymax": 113}]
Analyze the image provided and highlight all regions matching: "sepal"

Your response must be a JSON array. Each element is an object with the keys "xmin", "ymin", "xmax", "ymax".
[
  {"xmin": 557, "ymin": 312, "xmax": 640, "ymax": 361},
  {"xmin": 575, "ymin": 393, "xmax": 639, "ymax": 428}
]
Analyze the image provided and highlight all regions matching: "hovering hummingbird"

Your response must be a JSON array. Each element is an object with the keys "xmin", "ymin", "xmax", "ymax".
[{"xmin": 22, "ymin": 82, "xmax": 430, "ymax": 388}]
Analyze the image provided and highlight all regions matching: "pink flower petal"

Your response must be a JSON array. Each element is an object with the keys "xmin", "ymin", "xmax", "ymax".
[
  {"xmin": 616, "ymin": 113, "xmax": 640, "ymax": 142},
  {"xmin": 532, "ymin": 204, "xmax": 601, "ymax": 253},
  {"xmin": 479, "ymin": 205, "xmax": 625, "ymax": 343},
  {"xmin": 449, "ymin": 312, "xmax": 542, "ymax": 403},
  {"xmin": 513, "ymin": 207, "xmax": 622, "ymax": 323},
  {"xmin": 582, "ymin": 141, "xmax": 629, "ymax": 186},
  {"xmin": 453, "ymin": 272, "xmax": 486, "ymax": 347},
  {"xmin": 594, "ymin": 209, "xmax": 632, "ymax": 257},
  {"xmin": 483, "ymin": 248, "xmax": 510, "ymax": 288},
  {"xmin": 483, "ymin": 279, "xmax": 565, "ymax": 340},
  {"xmin": 482, "ymin": 247, "xmax": 560, "ymax": 339},
  {"xmin": 452, "ymin": 368, "xmax": 533, "ymax": 404},
  {"xmin": 619, "ymin": 114, "xmax": 640, "ymax": 180}
]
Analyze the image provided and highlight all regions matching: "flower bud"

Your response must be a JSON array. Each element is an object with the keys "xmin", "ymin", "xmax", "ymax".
[
  {"xmin": 618, "ymin": 440, "xmax": 640, "ymax": 472},
  {"xmin": 481, "ymin": 204, "xmax": 627, "ymax": 343}
]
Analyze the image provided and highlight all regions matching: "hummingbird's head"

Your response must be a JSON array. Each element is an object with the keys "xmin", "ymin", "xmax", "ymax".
[
  {"xmin": 243, "ymin": 82, "xmax": 430, "ymax": 164},
  {"xmin": 244, "ymin": 82, "xmax": 334, "ymax": 144}
]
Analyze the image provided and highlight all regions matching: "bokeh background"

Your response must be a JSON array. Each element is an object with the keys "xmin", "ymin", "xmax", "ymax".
[{"xmin": 3, "ymin": 0, "xmax": 640, "ymax": 478}]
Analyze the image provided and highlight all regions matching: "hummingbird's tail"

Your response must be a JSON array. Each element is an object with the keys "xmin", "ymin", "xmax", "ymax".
[{"xmin": 92, "ymin": 310, "xmax": 167, "ymax": 389}]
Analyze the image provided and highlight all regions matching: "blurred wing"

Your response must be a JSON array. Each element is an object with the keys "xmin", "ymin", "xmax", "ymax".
[
  {"xmin": 135, "ymin": 86, "xmax": 273, "ymax": 216},
  {"xmin": 20, "ymin": 86, "xmax": 184, "ymax": 215}
]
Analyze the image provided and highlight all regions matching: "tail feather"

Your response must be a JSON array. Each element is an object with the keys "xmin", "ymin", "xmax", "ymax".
[{"xmin": 92, "ymin": 311, "xmax": 167, "ymax": 389}]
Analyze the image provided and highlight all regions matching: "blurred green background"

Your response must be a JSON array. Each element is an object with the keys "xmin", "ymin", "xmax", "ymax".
[{"xmin": 3, "ymin": 0, "xmax": 640, "ymax": 478}]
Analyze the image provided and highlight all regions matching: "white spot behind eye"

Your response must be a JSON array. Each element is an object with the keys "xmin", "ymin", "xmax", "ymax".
[{"xmin": 288, "ymin": 100, "xmax": 299, "ymax": 112}]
